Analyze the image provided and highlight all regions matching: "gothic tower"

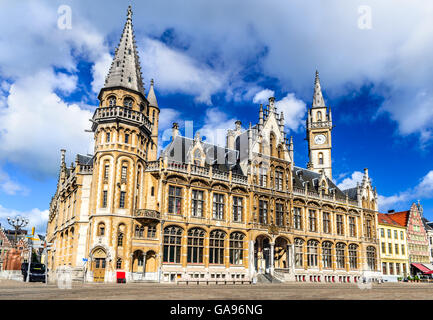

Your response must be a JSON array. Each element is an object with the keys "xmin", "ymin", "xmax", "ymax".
[
  {"xmin": 306, "ymin": 71, "xmax": 333, "ymax": 179},
  {"xmin": 146, "ymin": 79, "xmax": 160, "ymax": 161},
  {"xmin": 87, "ymin": 6, "xmax": 156, "ymax": 273}
]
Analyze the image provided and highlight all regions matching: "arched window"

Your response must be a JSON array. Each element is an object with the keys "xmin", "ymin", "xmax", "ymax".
[
  {"xmin": 124, "ymin": 97, "xmax": 133, "ymax": 108},
  {"xmin": 209, "ymin": 230, "xmax": 226, "ymax": 265},
  {"xmin": 163, "ymin": 226, "xmax": 182, "ymax": 263},
  {"xmin": 317, "ymin": 111, "xmax": 322, "ymax": 121},
  {"xmin": 367, "ymin": 246, "xmax": 376, "ymax": 270},
  {"xmin": 336, "ymin": 243, "xmax": 346, "ymax": 268},
  {"xmin": 97, "ymin": 223, "xmax": 105, "ymax": 236},
  {"xmin": 319, "ymin": 152, "xmax": 324, "ymax": 165},
  {"xmin": 307, "ymin": 240, "xmax": 318, "ymax": 267},
  {"xmin": 108, "ymin": 96, "xmax": 116, "ymax": 107},
  {"xmin": 322, "ymin": 241, "xmax": 332, "ymax": 269},
  {"xmin": 294, "ymin": 238, "xmax": 304, "ymax": 268},
  {"xmin": 117, "ymin": 232, "xmax": 124, "ymax": 247},
  {"xmin": 349, "ymin": 244, "xmax": 358, "ymax": 269},
  {"xmin": 187, "ymin": 228, "xmax": 205, "ymax": 264},
  {"xmin": 229, "ymin": 232, "xmax": 244, "ymax": 265}
]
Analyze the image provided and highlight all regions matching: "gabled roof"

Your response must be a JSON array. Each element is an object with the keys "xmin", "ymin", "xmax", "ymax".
[
  {"xmin": 103, "ymin": 6, "xmax": 145, "ymax": 95},
  {"xmin": 386, "ymin": 210, "xmax": 410, "ymax": 227},
  {"xmin": 378, "ymin": 213, "xmax": 405, "ymax": 227}
]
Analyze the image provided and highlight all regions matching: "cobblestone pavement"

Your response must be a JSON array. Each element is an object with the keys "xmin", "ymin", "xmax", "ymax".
[{"xmin": 0, "ymin": 279, "xmax": 432, "ymax": 300}]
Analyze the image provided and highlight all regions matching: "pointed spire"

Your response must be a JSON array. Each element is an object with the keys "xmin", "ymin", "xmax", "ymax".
[
  {"xmin": 147, "ymin": 78, "xmax": 159, "ymax": 108},
  {"xmin": 104, "ymin": 5, "xmax": 145, "ymax": 94},
  {"xmin": 312, "ymin": 70, "xmax": 325, "ymax": 108}
]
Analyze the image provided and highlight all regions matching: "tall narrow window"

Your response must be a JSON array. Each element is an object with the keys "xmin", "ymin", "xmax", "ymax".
[
  {"xmin": 209, "ymin": 230, "xmax": 225, "ymax": 265},
  {"xmin": 102, "ymin": 191, "xmax": 107, "ymax": 208},
  {"xmin": 295, "ymin": 238, "xmax": 304, "ymax": 268},
  {"xmin": 322, "ymin": 241, "xmax": 332, "ymax": 268},
  {"xmin": 121, "ymin": 166, "xmax": 127, "ymax": 182},
  {"xmin": 317, "ymin": 111, "xmax": 322, "ymax": 121},
  {"xmin": 187, "ymin": 228, "xmax": 205, "ymax": 264},
  {"xmin": 307, "ymin": 240, "xmax": 318, "ymax": 267},
  {"xmin": 117, "ymin": 232, "xmax": 124, "ymax": 247},
  {"xmin": 232, "ymin": 196, "xmax": 243, "ymax": 222},
  {"xmin": 275, "ymin": 203, "xmax": 284, "ymax": 226},
  {"xmin": 259, "ymin": 200, "xmax": 268, "ymax": 224},
  {"xmin": 336, "ymin": 214, "xmax": 344, "ymax": 235},
  {"xmin": 323, "ymin": 212, "xmax": 331, "ymax": 233},
  {"xmin": 349, "ymin": 244, "xmax": 358, "ymax": 269},
  {"xmin": 349, "ymin": 217, "xmax": 356, "ymax": 237},
  {"xmin": 308, "ymin": 210, "xmax": 317, "ymax": 232},
  {"xmin": 106, "ymin": 132, "xmax": 111, "ymax": 143},
  {"xmin": 116, "ymin": 258, "xmax": 122, "ymax": 269},
  {"xmin": 168, "ymin": 186, "xmax": 182, "ymax": 214},
  {"xmin": 163, "ymin": 226, "xmax": 182, "ymax": 263},
  {"xmin": 135, "ymin": 225, "xmax": 144, "ymax": 238},
  {"xmin": 191, "ymin": 190, "xmax": 204, "ymax": 217},
  {"xmin": 119, "ymin": 191, "xmax": 126, "ymax": 208},
  {"xmin": 275, "ymin": 171, "xmax": 283, "ymax": 190},
  {"xmin": 259, "ymin": 167, "xmax": 267, "ymax": 187},
  {"xmin": 319, "ymin": 153, "xmax": 324, "ymax": 165},
  {"xmin": 365, "ymin": 219, "xmax": 372, "ymax": 238},
  {"xmin": 124, "ymin": 134, "xmax": 129, "ymax": 144},
  {"xmin": 293, "ymin": 207, "xmax": 302, "ymax": 230},
  {"xmin": 104, "ymin": 164, "xmax": 109, "ymax": 180},
  {"xmin": 212, "ymin": 193, "xmax": 225, "ymax": 220},
  {"xmin": 229, "ymin": 232, "xmax": 244, "ymax": 265},
  {"xmin": 336, "ymin": 243, "xmax": 345, "ymax": 268}
]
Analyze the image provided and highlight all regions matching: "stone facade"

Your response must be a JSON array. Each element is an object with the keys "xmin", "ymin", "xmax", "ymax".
[{"xmin": 45, "ymin": 6, "xmax": 381, "ymax": 284}]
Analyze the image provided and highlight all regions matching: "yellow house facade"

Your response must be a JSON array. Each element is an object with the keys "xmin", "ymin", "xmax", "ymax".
[{"xmin": 378, "ymin": 213, "xmax": 409, "ymax": 278}]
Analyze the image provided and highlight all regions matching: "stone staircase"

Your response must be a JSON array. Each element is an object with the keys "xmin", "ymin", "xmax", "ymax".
[{"xmin": 257, "ymin": 273, "xmax": 282, "ymax": 283}]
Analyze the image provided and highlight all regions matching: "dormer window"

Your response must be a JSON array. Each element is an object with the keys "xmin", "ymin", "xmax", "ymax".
[
  {"xmin": 108, "ymin": 96, "xmax": 116, "ymax": 107},
  {"xmin": 317, "ymin": 111, "xmax": 322, "ymax": 121},
  {"xmin": 124, "ymin": 97, "xmax": 133, "ymax": 108}
]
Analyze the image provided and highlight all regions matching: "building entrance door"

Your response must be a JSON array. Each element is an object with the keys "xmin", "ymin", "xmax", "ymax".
[
  {"xmin": 92, "ymin": 248, "xmax": 107, "ymax": 283},
  {"xmin": 255, "ymin": 235, "xmax": 271, "ymax": 274}
]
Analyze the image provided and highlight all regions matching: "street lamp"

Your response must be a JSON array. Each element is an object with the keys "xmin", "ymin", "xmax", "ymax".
[{"xmin": 7, "ymin": 215, "xmax": 29, "ymax": 246}]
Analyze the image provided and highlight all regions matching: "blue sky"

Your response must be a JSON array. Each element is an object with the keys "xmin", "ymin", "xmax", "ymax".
[{"xmin": 0, "ymin": 0, "xmax": 433, "ymax": 233}]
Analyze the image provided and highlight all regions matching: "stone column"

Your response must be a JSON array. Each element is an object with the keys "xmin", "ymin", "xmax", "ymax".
[
  {"xmin": 270, "ymin": 243, "xmax": 275, "ymax": 275},
  {"xmin": 142, "ymin": 251, "xmax": 147, "ymax": 279}
]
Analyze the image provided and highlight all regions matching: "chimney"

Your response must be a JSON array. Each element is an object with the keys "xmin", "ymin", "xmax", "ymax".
[{"xmin": 172, "ymin": 122, "xmax": 179, "ymax": 140}]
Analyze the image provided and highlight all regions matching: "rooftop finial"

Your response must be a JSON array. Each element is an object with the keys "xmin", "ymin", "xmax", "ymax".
[
  {"xmin": 150, "ymin": 78, "xmax": 154, "ymax": 86},
  {"xmin": 127, "ymin": 5, "xmax": 133, "ymax": 20}
]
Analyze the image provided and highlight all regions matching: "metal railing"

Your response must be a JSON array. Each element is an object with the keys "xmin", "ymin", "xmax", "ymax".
[{"xmin": 92, "ymin": 106, "xmax": 152, "ymax": 132}]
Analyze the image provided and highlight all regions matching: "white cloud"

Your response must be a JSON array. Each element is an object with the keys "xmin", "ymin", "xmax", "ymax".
[
  {"xmin": 0, "ymin": 70, "xmax": 94, "ymax": 178},
  {"xmin": 378, "ymin": 170, "xmax": 433, "ymax": 211},
  {"xmin": 91, "ymin": 52, "xmax": 113, "ymax": 93},
  {"xmin": 0, "ymin": 168, "xmax": 28, "ymax": 196},
  {"xmin": 337, "ymin": 171, "xmax": 364, "ymax": 190},
  {"xmin": 253, "ymin": 89, "xmax": 275, "ymax": 104},
  {"xmin": 0, "ymin": 204, "xmax": 48, "ymax": 235},
  {"xmin": 139, "ymin": 38, "xmax": 226, "ymax": 105},
  {"xmin": 198, "ymin": 108, "xmax": 237, "ymax": 146},
  {"xmin": 275, "ymin": 93, "xmax": 307, "ymax": 132}
]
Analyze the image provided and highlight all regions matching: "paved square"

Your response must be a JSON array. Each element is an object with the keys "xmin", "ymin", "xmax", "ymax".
[{"xmin": 0, "ymin": 279, "xmax": 433, "ymax": 300}]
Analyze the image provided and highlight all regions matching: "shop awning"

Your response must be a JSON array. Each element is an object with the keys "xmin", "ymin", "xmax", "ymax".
[{"xmin": 411, "ymin": 263, "xmax": 431, "ymax": 273}]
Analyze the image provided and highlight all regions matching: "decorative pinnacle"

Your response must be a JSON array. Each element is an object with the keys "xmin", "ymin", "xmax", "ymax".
[
  {"xmin": 150, "ymin": 78, "xmax": 154, "ymax": 86},
  {"xmin": 127, "ymin": 5, "xmax": 132, "ymax": 20}
]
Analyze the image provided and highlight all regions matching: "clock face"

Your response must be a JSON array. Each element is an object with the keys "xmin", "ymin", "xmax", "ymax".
[{"xmin": 314, "ymin": 134, "xmax": 326, "ymax": 145}]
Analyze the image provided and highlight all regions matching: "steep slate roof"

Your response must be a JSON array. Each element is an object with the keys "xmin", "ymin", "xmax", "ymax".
[
  {"xmin": 422, "ymin": 218, "xmax": 433, "ymax": 231},
  {"xmin": 378, "ymin": 213, "xmax": 405, "ymax": 227},
  {"xmin": 104, "ymin": 6, "xmax": 145, "ymax": 94},
  {"xmin": 292, "ymin": 166, "xmax": 347, "ymax": 198},
  {"xmin": 76, "ymin": 154, "xmax": 93, "ymax": 166},
  {"xmin": 386, "ymin": 210, "xmax": 410, "ymax": 227},
  {"xmin": 342, "ymin": 187, "xmax": 358, "ymax": 200},
  {"xmin": 161, "ymin": 135, "xmax": 242, "ymax": 174}
]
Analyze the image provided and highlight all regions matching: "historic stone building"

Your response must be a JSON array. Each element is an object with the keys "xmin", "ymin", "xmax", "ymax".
[{"xmin": 46, "ymin": 6, "xmax": 381, "ymax": 283}]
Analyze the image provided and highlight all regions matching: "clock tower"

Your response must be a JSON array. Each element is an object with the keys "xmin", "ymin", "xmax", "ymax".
[{"xmin": 307, "ymin": 70, "xmax": 333, "ymax": 179}]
